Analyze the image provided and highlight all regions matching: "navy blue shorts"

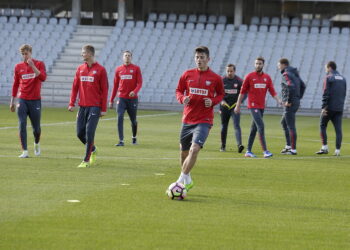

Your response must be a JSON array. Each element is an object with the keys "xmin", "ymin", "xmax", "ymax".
[{"xmin": 180, "ymin": 123, "xmax": 212, "ymax": 151}]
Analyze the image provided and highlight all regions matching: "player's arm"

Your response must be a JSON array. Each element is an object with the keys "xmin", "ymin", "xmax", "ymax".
[
  {"xmin": 109, "ymin": 68, "xmax": 120, "ymax": 108},
  {"xmin": 268, "ymin": 77, "xmax": 282, "ymax": 106},
  {"xmin": 206, "ymin": 77, "xmax": 224, "ymax": 107},
  {"xmin": 234, "ymin": 94, "xmax": 244, "ymax": 114},
  {"xmin": 100, "ymin": 67, "xmax": 109, "ymax": 116},
  {"xmin": 10, "ymin": 66, "xmax": 20, "ymax": 112},
  {"xmin": 68, "ymin": 69, "xmax": 80, "ymax": 112},
  {"xmin": 321, "ymin": 76, "xmax": 331, "ymax": 114},
  {"xmin": 130, "ymin": 66, "xmax": 142, "ymax": 97},
  {"xmin": 176, "ymin": 73, "xmax": 190, "ymax": 105},
  {"xmin": 234, "ymin": 75, "xmax": 249, "ymax": 113}
]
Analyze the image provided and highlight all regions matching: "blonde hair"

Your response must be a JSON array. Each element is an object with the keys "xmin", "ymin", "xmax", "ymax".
[{"xmin": 19, "ymin": 44, "xmax": 32, "ymax": 53}]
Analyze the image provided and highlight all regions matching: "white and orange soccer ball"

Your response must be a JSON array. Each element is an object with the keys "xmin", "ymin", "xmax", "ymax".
[{"xmin": 166, "ymin": 182, "xmax": 187, "ymax": 200}]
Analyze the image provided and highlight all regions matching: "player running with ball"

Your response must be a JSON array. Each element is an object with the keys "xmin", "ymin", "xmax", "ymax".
[{"xmin": 175, "ymin": 46, "xmax": 224, "ymax": 191}]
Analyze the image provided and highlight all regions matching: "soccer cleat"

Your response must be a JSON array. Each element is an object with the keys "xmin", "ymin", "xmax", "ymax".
[
  {"xmin": 77, "ymin": 161, "xmax": 90, "ymax": 168},
  {"xmin": 220, "ymin": 146, "xmax": 226, "ymax": 152},
  {"xmin": 115, "ymin": 141, "xmax": 124, "ymax": 147},
  {"xmin": 18, "ymin": 151, "xmax": 29, "ymax": 158},
  {"xmin": 132, "ymin": 137, "xmax": 137, "ymax": 145},
  {"xmin": 333, "ymin": 150, "xmax": 340, "ymax": 156},
  {"xmin": 89, "ymin": 146, "xmax": 97, "ymax": 166},
  {"xmin": 263, "ymin": 151, "xmax": 273, "ymax": 158},
  {"xmin": 284, "ymin": 150, "xmax": 297, "ymax": 155},
  {"xmin": 238, "ymin": 144, "xmax": 245, "ymax": 153},
  {"xmin": 281, "ymin": 147, "xmax": 291, "ymax": 154},
  {"xmin": 34, "ymin": 143, "xmax": 40, "ymax": 156},
  {"xmin": 185, "ymin": 181, "xmax": 194, "ymax": 192},
  {"xmin": 316, "ymin": 149, "xmax": 328, "ymax": 155},
  {"xmin": 245, "ymin": 151, "xmax": 257, "ymax": 158}
]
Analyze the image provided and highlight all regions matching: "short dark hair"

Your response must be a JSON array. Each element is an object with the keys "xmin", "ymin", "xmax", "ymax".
[
  {"xmin": 326, "ymin": 61, "xmax": 337, "ymax": 70},
  {"xmin": 279, "ymin": 58, "xmax": 289, "ymax": 66},
  {"xmin": 226, "ymin": 64, "xmax": 236, "ymax": 71},
  {"xmin": 194, "ymin": 46, "xmax": 210, "ymax": 57},
  {"xmin": 256, "ymin": 56, "xmax": 265, "ymax": 64},
  {"xmin": 83, "ymin": 45, "xmax": 95, "ymax": 56},
  {"xmin": 123, "ymin": 50, "xmax": 132, "ymax": 56}
]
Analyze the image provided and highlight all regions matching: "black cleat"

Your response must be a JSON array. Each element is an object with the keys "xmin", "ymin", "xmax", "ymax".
[
  {"xmin": 220, "ymin": 146, "xmax": 226, "ymax": 152},
  {"xmin": 316, "ymin": 149, "xmax": 328, "ymax": 155},
  {"xmin": 132, "ymin": 137, "xmax": 137, "ymax": 145},
  {"xmin": 115, "ymin": 141, "xmax": 124, "ymax": 147},
  {"xmin": 238, "ymin": 145, "xmax": 245, "ymax": 153}
]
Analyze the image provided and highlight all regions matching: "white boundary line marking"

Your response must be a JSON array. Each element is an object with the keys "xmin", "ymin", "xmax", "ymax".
[{"xmin": 0, "ymin": 112, "xmax": 179, "ymax": 130}]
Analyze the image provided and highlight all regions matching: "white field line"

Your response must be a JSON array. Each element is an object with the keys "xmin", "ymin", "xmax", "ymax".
[
  {"xmin": 0, "ymin": 112, "xmax": 179, "ymax": 130},
  {"xmin": 0, "ymin": 155, "xmax": 348, "ymax": 160}
]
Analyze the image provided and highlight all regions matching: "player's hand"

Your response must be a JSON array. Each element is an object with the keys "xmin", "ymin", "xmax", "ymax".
[
  {"xmin": 68, "ymin": 106, "xmax": 74, "ymax": 112},
  {"xmin": 221, "ymin": 100, "xmax": 228, "ymax": 106},
  {"xmin": 183, "ymin": 96, "xmax": 190, "ymax": 105},
  {"xmin": 234, "ymin": 106, "xmax": 241, "ymax": 114},
  {"xmin": 204, "ymin": 98, "xmax": 212, "ymax": 107},
  {"xmin": 100, "ymin": 112, "xmax": 106, "ymax": 117},
  {"xmin": 284, "ymin": 102, "xmax": 291, "ymax": 107},
  {"xmin": 27, "ymin": 58, "xmax": 34, "ymax": 68},
  {"xmin": 109, "ymin": 102, "xmax": 114, "ymax": 109},
  {"xmin": 129, "ymin": 91, "xmax": 135, "ymax": 97},
  {"xmin": 321, "ymin": 109, "xmax": 328, "ymax": 116},
  {"xmin": 10, "ymin": 103, "xmax": 15, "ymax": 112}
]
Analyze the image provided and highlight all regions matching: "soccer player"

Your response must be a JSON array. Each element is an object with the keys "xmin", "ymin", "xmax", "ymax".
[
  {"xmin": 10, "ymin": 44, "xmax": 47, "ymax": 158},
  {"xmin": 234, "ymin": 57, "xmax": 281, "ymax": 158},
  {"xmin": 220, "ymin": 63, "xmax": 245, "ymax": 153},
  {"xmin": 316, "ymin": 61, "xmax": 347, "ymax": 156},
  {"xmin": 68, "ymin": 45, "xmax": 108, "ymax": 168},
  {"xmin": 278, "ymin": 58, "xmax": 306, "ymax": 155},
  {"xmin": 175, "ymin": 46, "xmax": 224, "ymax": 191},
  {"xmin": 109, "ymin": 50, "xmax": 142, "ymax": 146}
]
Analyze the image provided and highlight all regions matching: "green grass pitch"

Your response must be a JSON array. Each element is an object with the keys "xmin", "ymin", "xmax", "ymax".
[{"xmin": 0, "ymin": 105, "xmax": 349, "ymax": 249}]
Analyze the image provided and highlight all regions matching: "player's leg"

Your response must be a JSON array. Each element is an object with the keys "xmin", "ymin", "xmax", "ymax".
[
  {"xmin": 126, "ymin": 98, "xmax": 138, "ymax": 145},
  {"xmin": 316, "ymin": 111, "xmax": 330, "ymax": 154},
  {"xmin": 252, "ymin": 109, "xmax": 272, "ymax": 157},
  {"xmin": 181, "ymin": 123, "xmax": 211, "ymax": 191},
  {"xmin": 116, "ymin": 98, "xmax": 127, "ymax": 146},
  {"xmin": 246, "ymin": 111, "xmax": 257, "ymax": 157},
  {"xmin": 16, "ymin": 99, "xmax": 29, "ymax": 158},
  {"xmin": 284, "ymin": 103, "xmax": 299, "ymax": 155},
  {"xmin": 76, "ymin": 107, "xmax": 87, "ymax": 145},
  {"xmin": 280, "ymin": 109, "xmax": 291, "ymax": 153},
  {"xmin": 177, "ymin": 123, "xmax": 193, "ymax": 184},
  {"xmin": 82, "ymin": 107, "xmax": 100, "ymax": 165},
  {"xmin": 232, "ymin": 111, "xmax": 244, "ymax": 153},
  {"xmin": 220, "ymin": 106, "xmax": 230, "ymax": 151},
  {"xmin": 331, "ymin": 111, "xmax": 343, "ymax": 156},
  {"xmin": 28, "ymin": 100, "xmax": 42, "ymax": 156}
]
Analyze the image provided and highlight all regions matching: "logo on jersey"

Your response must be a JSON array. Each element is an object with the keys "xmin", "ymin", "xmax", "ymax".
[
  {"xmin": 121, "ymin": 75, "xmax": 133, "ymax": 80},
  {"xmin": 80, "ymin": 76, "xmax": 94, "ymax": 82},
  {"xmin": 189, "ymin": 87, "xmax": 208, "ymax": 96},
  {"xmin": 335, "ymin": 76, "xmax": 343, "ymax": 80},
  {"xmin": 264, "ymin": 78, "xmax": 267, "ymax": 82},
  {"xmin": 254, "ymin": 83, "xmax": 266, "ymax": 88},
  {"xmin": 93, "ymin": 70, "xmax": 97, "ymax": 74},
  {"xmin": 225, "ymin": 89, "xmax": 238, "ymax": 94},
  {"xmin": 205, "ymin": 81, "xmax": 211, "ymax": 86},
  {"xmin": 130, "ymin": 70, "xmax": 133, "ymax": 73},
  {"xmin": 234, "ymin": 84, "xmax": 238, "ymax": 88},
  {"xmin": 21, "ymin": 73, "xmax": 36, "ymax": 80}
]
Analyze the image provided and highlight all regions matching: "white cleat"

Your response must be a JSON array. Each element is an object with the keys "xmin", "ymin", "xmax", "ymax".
[
  {"xmin": 34, "ymin": 143, "xmax": 41, "ymax": 156},
  {"xmin": 19, "ymin": 150, "xmax": 29, "ymax": 158}
]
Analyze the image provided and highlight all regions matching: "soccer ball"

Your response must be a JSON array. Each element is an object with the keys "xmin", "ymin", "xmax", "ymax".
[{"xmin": 166, "ymin": 182, "xmax": 187, "ymax": 200}]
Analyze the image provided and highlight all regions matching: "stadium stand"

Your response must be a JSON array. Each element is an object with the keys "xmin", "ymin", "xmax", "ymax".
[{"xmin": 0, "ymin": 11, "xmax": 349, "ymax": 114}]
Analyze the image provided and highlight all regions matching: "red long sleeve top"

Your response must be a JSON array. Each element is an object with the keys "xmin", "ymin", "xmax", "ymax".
[
  {"xmin": 240, "ymin": 71, "xmax": 277, "ymax": 109},
  {"xmin": 12, "ymin": 59, "xmax": 47, "ymax": 100},
  {"xmin": 69, "ymin": 62, "xmax": 109, "ymax": 112},
  {"xmin": 176, "ymin": 67, "xmax": 224, "ymax": 125},
  {"xmin": 110, "ymin": 63, "xmax": 142, "ymax": 101}
]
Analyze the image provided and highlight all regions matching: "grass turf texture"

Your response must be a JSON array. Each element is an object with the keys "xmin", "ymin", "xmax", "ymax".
[{"xmin": 0, "ymin": 105, "xmax": 349, "ymax": 249}]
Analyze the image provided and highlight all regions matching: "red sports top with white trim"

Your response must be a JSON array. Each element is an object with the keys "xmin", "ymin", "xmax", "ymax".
[
  {"xmin": 240, "ymin": 71, "xmax": 277, "ymax": 109},
  {"xmin": 176, "ymin": 67, "xmax": 224, "ymax": 125},
  {"xmin": 12, "ymin": 59, "xmax": 47, "ymax": 100},
  {"xmin": 69, "ymin": 62, "xmax": 109, "ymax": 112},
  {"xmin": 110, "ymin": 63, "xmax": 142, "ymax": 101}
]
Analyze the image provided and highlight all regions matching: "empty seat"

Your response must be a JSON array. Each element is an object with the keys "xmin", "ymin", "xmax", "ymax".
[
  {"xmin": 320, "ymin": 27, "xmax": 329, "ymax": 34},
  {"xmin": 300, "ymin": 26, "xmax": 309, "ymax": 34},
  {"xmin": 250, "ymin": 16, "xmax": 259, "ymax": 25},
  {"xmin": 49, "ymin": 17, "xmax": 57, "ymax": 25},
  {"xmin": 175, "ymin": 22, "xmax": 184, "ymax": 29},
  {"xmin": 291, "ymin": 17, "xmax": 301, "ymax": 26},
  {"xmin": 269, "ymin": 26, "xmax": 278, "ymax": 33},
  {"xmin": 261, "ymin": 17, "xmax": 269, "ymax": 25},
  {"xmin": 216, "ymin": 23, "xmax": 225, "ymax": 31},
  {"xmin": 178, "ymin": 14, "xmax": 187, "ymax": 23},
  {"xmin": 165, "ymin": 22, "xmax": 175, "ymax": 29},
  {"xmin": 0, "ymin": 16, "xmax": 7, "ymax": 23},
  {"xmin": 341, "ymin": 27, "xmax": 350, "ymax": 35},
  {"xmin": 270, "ymin": 17, "xmax": 280, "ymax": 26},
  {"xmin": 9, "ymin": 16, "xmax": 17, "ymax": 24},
  {"xmin": 19, "ymin": 17, "xmax": 28, "ymax": 24},
  {"xmin": 310, "ymin": 27, "xmax": 319, "ymax": 34},
  {"xmin": 39, "ymin": 17, "xmax": 47, "ymax": 24},
  {"xmin": 321, "ymin": 19, "xmax": 330, "ymax": 27},
  {"xmin": 279, "ymin": 26, "xmax": 288, "ymax": 33},
  {"xmin": 13, "ymin": 9, "xmax": 22, "ymax": 17},
  {"xmin": 206, "ymin": 23, "xmax": 215, "ymax": 30},
  {"xmin": 186, "ymin": 23, "xmax": 195, "ymax": 30},
  {"xmin": 3, "ymin": 8, "xmax": 12, "ymax": 16},
  {"xmin": 196, "ymin": 23, "xmax": 205, "ymax": 30},
  {"xmin": 249, "ymin": 24, "xmax": 258, "ymax": 32},
  {"xmin": 158, "ymin": 13, "xmax": 167, "ymax": 22},
  {"xmin": 125, "ymin": 20, "xmax": 134, "ymax": 28},
  {"xmin": 69, "ymin": 18, "xmax": 78, "ymax": 26},
  {"xmin": 301, "ymin": 19, "xmax": 310, "ymax": 26},
  {"xmin": 239, "ymin": 24, "xmax": 247, "ymax": 31},
  {"xmin": 32, "ymin": 9, "xmax": 42, "ymax": 17},
  {"xmin": 281, "ymin": 17, "xmax": 290, "ymax": 26},
  {"xmin": 218, "ymin": 15, "xmax": 227, "ymax": 24},
  {"xmin": 259, "ymin": 25, "xmax": 268, "ymax": 32},
  {"xmin": 331, "ymin": 27, "xmax": 340, "ymax": 34},
  {"xmin": 188, "ymin": 14, "xmax": 197, "ymax": 23},
  {"xmin": 208, "ymin": 15, "xmax": 217, "ymax": 24},
  {"xmin": 197, "ymin": 14, "xmax": 207, "ymax": 23},
  {"xmin": 148, "ymin": 13, "xmax": 157, "ymax": 22},
  {"xmin": 290, "ymin": 26, "xmax": 298, "ymax": 33},
  {"xmin": 59, "ymin": 18, "xmax": 68, "ymax": 25},
  {"xmin": 311, "ymin": 19, "xmax": 320, "ymax": 27},
  {"xmin": 168, "ymin": 13, "xmax": 177, "ymax": 22},
  {"xmin": 155, "ymin": 21, "xmax": 164, "ymax": 29},
  {"xmin": 42, "ymin": 9, "xmax": 51, "ymax": 18},
  {"xmin": 145, "ymin": 21, "xmax": 154, "ymax": 29}
]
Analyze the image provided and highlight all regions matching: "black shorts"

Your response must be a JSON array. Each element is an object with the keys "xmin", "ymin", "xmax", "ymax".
[{"xmin": 180, "ymin": 123, "xmax": 212, "ymax": 151}]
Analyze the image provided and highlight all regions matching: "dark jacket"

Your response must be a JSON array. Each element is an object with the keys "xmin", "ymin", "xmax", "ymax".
[
  {"xmin": 280, "ymin": 66, "xmax": 306, "ymax": 104},
  {"xmin": 222, "ymin": 75, "xmax": 243, "ymax": 106},
  {"xmin": 322, "ymin": 70, "xmax": 347, "ymax": 111}
]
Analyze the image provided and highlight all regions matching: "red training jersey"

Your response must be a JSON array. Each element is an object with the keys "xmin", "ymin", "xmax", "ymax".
[
  {"xmin": 110, "ymin": 63, "xmax": 142, "ymax": 101},
  {"xmin": 176, "ymin": 67, "xmax": 224, "ymax": 125},
  {"xmin": 12, "ymin": 59, "xmax": 47, "ymax": 100},
  {"xmin": 240, "ymin": 71, "xmax": 277, "ymax": 109},
  {"xmin": 69, "ymin": 62, "xmax": 109, "ymax": 112}
]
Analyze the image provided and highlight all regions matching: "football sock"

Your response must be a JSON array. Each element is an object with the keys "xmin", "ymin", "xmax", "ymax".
[
  {"xmin": 184, "ymin": 173, "xmax": 192, "ymax": 185},
  {"xmin": 176, "ymin": 173, "xmax": 185, "ymax": 184},
  {"xmin": 322, "ymin": 145, "xmax": 328, "ymax": 150},
  {"xmin": 285, "ymin": 145, "xmax": 291, "ymax": 149}
]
